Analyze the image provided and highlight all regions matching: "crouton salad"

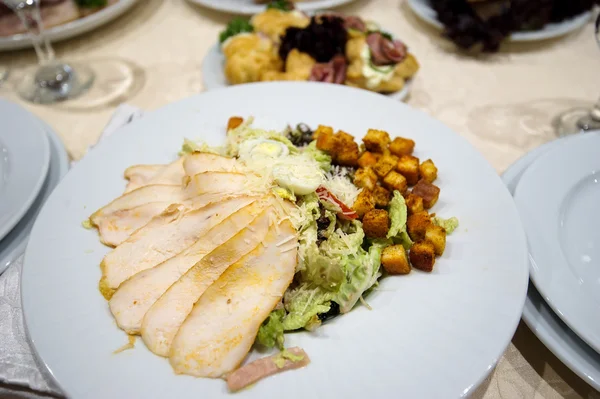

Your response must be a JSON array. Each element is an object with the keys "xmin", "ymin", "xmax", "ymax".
[{"xmin": 87, "ymin": 116, "xmax": 457, "ymax": 392}]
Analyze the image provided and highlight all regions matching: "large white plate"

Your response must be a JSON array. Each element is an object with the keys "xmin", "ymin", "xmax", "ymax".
[
  {"xmin": 202, "ymin": 43, "xmax": 413, "ymax": 101},
  {"xmin": 0, "ymin": 0, "xmax": 139, "ymax": 52},
  {"xmin": 514, "ymin": 132, "xmax": 600, "ymax": 353},
  {"xmin": 22, "ymin": 82, "xmax": 528, "ymax": 399},
  {"xmin": 0, "ymin": 99, "xmax": 50, "ymax": 242},
  {"xmin": 189, "ymin": 0, "xmax": 356, "ymax": 15},
  {"xmin": 0, "ymin": 120, "xmax": 69, "ymax": 275},
  {"xmin": 502, "ymin": 136, "xmax": 600, "ymax": 391},
  {"xmin": 406, "ymin": 0, "xmax": 591, "ymax": 42}
]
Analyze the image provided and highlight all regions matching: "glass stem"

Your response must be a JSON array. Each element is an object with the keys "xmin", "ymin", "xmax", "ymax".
[{"xmin": 14, "ymin": 3, "xmax": 55, "ymax": 65}]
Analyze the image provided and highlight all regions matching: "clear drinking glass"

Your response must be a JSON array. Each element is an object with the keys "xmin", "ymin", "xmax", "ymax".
[
  {"xmin": 2, "ymin": 0, "xmax": 94, "ymax": 103},
  {"xmin": 553, "ymin": 13, "xmax": 600, "ymax": 136}
]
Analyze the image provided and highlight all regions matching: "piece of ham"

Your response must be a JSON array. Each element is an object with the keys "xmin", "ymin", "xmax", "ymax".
[
  {"xmin": 309, "ymin": 54, "xmax": 347, "ymax": 84},
  {"xmin": 226, "ymin": 348, "xmax": 310, "ymax": 392},
  {"xmin": 344, "ymin": 15, "xmax": 366, "ymax": 32},
  {"xmin": 366, "ymin": 32, "xmax": 407, "ymax": 66}
]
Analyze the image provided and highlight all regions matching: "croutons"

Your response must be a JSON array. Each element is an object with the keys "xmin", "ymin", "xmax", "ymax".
[
  {"xmin": 373, "ymin": 154, "xmax": 398, "ymax": 178},
  {"xmin": 382, "ymin": 171, "xmax": 407, "ymax": 194},
  {"xmin": 354, "ymin": 167, "xmax": 378, "ymax": 191},
  {"xmin": 227, "ymin": 116, "xmax": 243, "ymax": 131},
  {"xmin": 409, "ymin": 242, "xmax": 436, "ymax": 272},
  {"xmin": 336, "ymin": 130, "xmax": 355, "ymax": 146},
  {"xmin": 373, "ymin": 185, "xmax": 391, "ymax": 207},
  {"xmin": 425, "ymin": 224, "xmax": 446, "ymax": 256},
  {"xmin": 389, "ymin": 137, "xmax": 415, "ymax": 156},
  {"xmin": 363, "ymin": 209, "xmax": 390, "ymax": 238},
  {"xmin": 381, "ymin": 245, "xmax": 410, "ymax": 275},
  {"xmin": 396, "ymin": 155, "xmax": 420, "ymax": 185},
  {"xmin": 353, "ymin": 189, "xmax": 375, "ymax": 218},
  {"xmin": 411, "ymin": 180, "xmax": 440, "ymax": 209},
  {"xmin": 407, "ymin": 211, "xmax": 431, "ymax": 242},
  {"xmin": 357, "ymin": 151, "xmax": 379, "ymax": 168},
  {"xmin": 316, "ymin": 126, "xmax": 336, "ymax": 153},
  {"xmin": 419, "ymin": 159, "xmax": 438, "ymax": 183},
  {"xmin": 336, "ymin": 141, "xmax": 359, "ymax": 166},
  {"xmin": 363, "ymin": 129, "xmax": 390, "ymax": 153},
  {"xmin": 405, "ymin": 193, "xmax": 424, "ymax": 215}
]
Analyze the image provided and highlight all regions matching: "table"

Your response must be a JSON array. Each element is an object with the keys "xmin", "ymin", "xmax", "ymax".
[{"xmin": 1, "ymin": 0, "xmax": 599, "ymax": 397}]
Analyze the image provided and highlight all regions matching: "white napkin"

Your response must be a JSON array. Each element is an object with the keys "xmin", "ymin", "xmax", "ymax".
[{"xmin": 0, "ymin": 104, "xmax": 145, "ymax": 399}]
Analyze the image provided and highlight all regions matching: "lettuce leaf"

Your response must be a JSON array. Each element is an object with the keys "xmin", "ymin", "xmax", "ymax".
[
  {"xmin": 303, "ymin": 141, "xmax": 332, "ymax": 172},
  {"xmin": 282, "ymin": 284, "xmax": 334, "ymax": 331},
  {"xmin": 256, "ymin": 309, "xmax": 285, "ymax": 349},
  {"xmin": 387, "ymin": 190, "xmax": 408, "ymax": 238},
  {"xmin": 432, "ymin": 216, "xmax": 459, "ymax": 234}
]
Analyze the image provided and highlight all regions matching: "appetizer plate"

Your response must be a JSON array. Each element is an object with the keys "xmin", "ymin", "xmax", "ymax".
[
  {"xmin": 0, "ymin": 119, "xmax": 69, "ymax": 274},
  {"xmin": 502, "ymin": 137, "xmax": 600, "ymax": 391},
  {"xmin": 22, "ymin": 82, "xmax": 528, "ymax": 399},
  {"xmin": 202, "ymin": 43, "xmax": 413, "ymax": 101},
  {"xmin": 188, "ymin": 0, "xmax": 357, "ymax": 15},
  {"xmin": 0, "ymin": 0, "xmax": 139, "ymax": 51},
  {"xmin": 514, "ymin": 132, "xmax": 600, "ymax": 354},
  {"xmin": 407, "ymin": 0, "xmax": 591, "ymax": 42},
  {"xmin": 0, "ymin": 99, "xmax": 50, "ymax": 243}
]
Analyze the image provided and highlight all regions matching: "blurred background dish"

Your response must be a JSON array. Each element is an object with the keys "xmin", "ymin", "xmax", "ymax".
[{"xmin": 188, "ymin": 0, "xmax": 357, "ymax": 15}]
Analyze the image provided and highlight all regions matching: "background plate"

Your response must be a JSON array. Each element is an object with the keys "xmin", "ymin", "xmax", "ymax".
[
  {"xmin": 22, "ymin": 82, "xmax": 528, "ymax": 399},
  {"xmin": 188, "ymin": 0, "xmax": 356, "ymax": 15}
]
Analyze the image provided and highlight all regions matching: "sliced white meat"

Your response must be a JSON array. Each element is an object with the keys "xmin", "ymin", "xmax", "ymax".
[
  {"xmin": 225, "ymin": 348, "xmax": 310, "ymax": 392},
  {"xmin": 183, "ymin": 152, "xmax": 238, "ymax": 177},
  {"xmin": 124, "ymin": 164, "xmax": 164, "ymax": 192},
  {"xmin": 141, "ymin": 208, "xmax": 274, "ymax": 357},
  {"xmin": 183, "ymin": 171, "xmax": 252, "ymax": 197},
  {"xmin": 100, "ymin": 196, "xmax": 259, "ymax": 296},
  {"xmin": 124, "ymin": 159, "xmax": 184, "ymax": 193},
  {"xmin": 170, "ymin": 219, "xmax": 298, "ymax": 377},
  {"xmin": 109, "ymin": 198, "xmax": 270, "ymax": 334}
]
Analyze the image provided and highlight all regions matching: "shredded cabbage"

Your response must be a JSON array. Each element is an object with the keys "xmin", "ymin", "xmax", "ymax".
[{"xmin": 432, "ymin": 216, "xmax": 459, "ymax": 234}]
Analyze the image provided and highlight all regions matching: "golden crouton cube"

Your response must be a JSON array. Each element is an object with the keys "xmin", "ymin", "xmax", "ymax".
[
  {"xmin": 407, "ymin": 211, "xmax": 431, "ymax": 242},
  {"xmin": 425, "ymin": 224, "xmax": 446, "ymax": 256},
  {"xmin": 381, "ymin": 245, "xmax": 411, "ymax": 275},
  {"xmin": 373, "ymin": 185, "xmax": 391, "ymax": 208},
  {"xmin": 354, "ymin": 167, "xmax": 378, "ymax": 191},
  {"xmin": 411, "ymin": 180, "xmax": 440, "ymax": 209},
  {"xmin": 397, "ymin": 155, "xmax": 420, "ymax": 186},
  {"xmin": 389, "ymin": 137, "xmax": 415, "ymax": 156},
  {"xmin": 227, "ymin": 116, "xmax": 243, "ymax": 131},
  {"xmin": 395, "ymin": 53, "xmax": 420, "ymax": 79},
  {"xmin": 409, "ymin": 241, "xmax": 436, "ymax": 272},
  {"xmin": 419, "ymin": 159, "xmax": 438, "ymax": 183},
  {"xmin": 363, "ymin": 129, "xmax": 391, "ymax": 153},
  {"xmin": 313, "ymin": 124, "xmax": 334, "ymax": 140},
  {"xmin": 336, "ymin": 130, "xmax": 355, "ymax": 146},
  {"xmin": 405, "ymin": 193, "xmax": 424, "ymax": 215},
  {"xmin": 382, "ymin": 171, "xmax": 407, "ymax": 194},
  {"xmin": 316, "ymin": 127, "xmax": 336, "ymax": 153},
  {"xmin": 357, "ymin": 151, "xmax": 379, "ymax": 168},
  {"xmin": 353, "ymin": 189, "xmax": 375, "ymax": 218},
  {"xmin": 336, "ymin": 141, "xmax": 359, "ymax": 166},
  {"xmin": 373, "ymin": 154, "xmax": 399, "ymax": 178},
  {"xmin": 363, "ymin": 209, "xmax": 390, "ymax": 238}
]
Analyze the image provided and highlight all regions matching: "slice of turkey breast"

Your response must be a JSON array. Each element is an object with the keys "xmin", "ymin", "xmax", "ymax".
[
  {"xmin": 183, "ymin": 152, "xmax": 238, "ymax": 177},
  {"xmin": 170, "ymin": 219, "xmax": 298, "ymax": 377},
  {"xmin": 123, "ymin": 158, "xmax": 184, "ymax": 193}
]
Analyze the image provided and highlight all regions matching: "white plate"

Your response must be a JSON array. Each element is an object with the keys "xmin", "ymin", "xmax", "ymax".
[
  {"xmin": 502, "ymin": 137, "xmax": 600, "ymax": 391},
  {"xmin": 406, "ymin": 0, "xmax": 591, "ymax": 42},
  {"xmin": 0, "ymin": 120, "xmax": 69, "ymax": 274},
  {"xmin": 202, "ymin": 43, "xmax": 413, "ymax": 101},
  {"xmin": 514, "ymin": 132, "xmax": 600, "ymax": 354},
  {"xmin": 22, "ymin": 82, "xmax": 528, "ymax": 399},
  {"xmin": 0, "ymin": 99, "xmax": 50, "ymax": 242},
  {"xmin": 189, "ymin": 0, "xmax": 356, "ymax": 15},
  {"xmin": 0, "ymin": 0, "xmax": 139, "ymax": 52}
]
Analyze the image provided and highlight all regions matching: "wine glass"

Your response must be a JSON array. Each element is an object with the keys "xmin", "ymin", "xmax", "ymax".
[
  {"xmin": 2, "ymin": 0, "xmax": 94, "ymax": 104},
  {"xmin": 552, "ymin": 13, "xmax": 600, "ymax": 136}
]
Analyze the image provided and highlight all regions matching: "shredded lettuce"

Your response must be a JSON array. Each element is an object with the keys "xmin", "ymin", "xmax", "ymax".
[
  {"xmin": 432, "ymin": 216, "xmax": 459, "ymax": 234},
  {"xmin": 387, "ymin": 190, "xmax": 408, "ymax": 238},
  {"xmin": 273, "ymin": 349, "xmax": 305, "ymax": 368},
  {"xmin": 256, "ymin": 309, "xmax": 285, "ymax": 349},
  {"xmin": 227, "ymin": 119, "xmax": 298, "ymax": 157},
  {"xmin": 179, "ymin": 139, "xmax": 225, "ymax": 156},
  {"xmin": 303, "ymin": 141, "xmax": 332, "ymax": 172},
  {"xmin": 282, "ymin": 284, "xmax": 334, "ymax": 331}
]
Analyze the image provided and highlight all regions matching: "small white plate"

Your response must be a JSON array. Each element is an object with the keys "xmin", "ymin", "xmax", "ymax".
[
  {"xmin": 202, "ymin": 43, "xmax": 413, "ymax": 101},
  {"xmin": 502, "ymin": 136, "xmax": 600, "ymax": 391},
  {"xmin": 189, "ymin": 0, "xmax": 356, "ymax": 15},
  {"xmin": 0, "ymin": 120, "xmax": 69, "ymax": 274},
  {"xmin": 406, "ymin": 0, "xmax": 591, "ymax": 42},
  {"xmin": 22, "ymin": 82, "xmax": 528, "ymax": 399},
  {"xmin": 0, "ymin": 0, "xmax": 139, "ymax": 52},
  {"xmin": 514, "ymin": 132, "xmax": 600, "ymax": 353},
  {"xmin": 0, "ymin": 99, "xmax": 50, "ymax": 242}
]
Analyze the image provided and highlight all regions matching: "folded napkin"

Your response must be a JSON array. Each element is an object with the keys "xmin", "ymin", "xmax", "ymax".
[{"xmin": 0, "ymin": 104, "xmax": 145, "ymax": 399}]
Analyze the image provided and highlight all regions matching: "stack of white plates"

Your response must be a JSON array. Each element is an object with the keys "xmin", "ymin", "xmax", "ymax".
[
  {"xmin": 0, "ymin": 99, "xmax": 69, "ymax": 273},
  {"xmin": 503, "ymin": 132, "xmax": 600, "ymax": 390}
]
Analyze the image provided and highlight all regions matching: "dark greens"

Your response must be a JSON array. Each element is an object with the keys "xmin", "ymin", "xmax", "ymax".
[
  {"xmin": 75, "ymin": 0, "xmax": 107, "ymax": 7},
  {"xmin": 219, "ymin": 17, "xmax": 254, "ymax": 44}
]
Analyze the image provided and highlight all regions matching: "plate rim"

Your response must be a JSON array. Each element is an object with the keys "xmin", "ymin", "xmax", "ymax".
[
  {"xmin": 501, "ymin": 137, "xmax": 600, "ymax": 391},
  {"xmin": 21, "ymin": 81, "xmax": 529, "ymax": 398},
  {"xmin": 187, "ymin": 0, "xmax": 356, "ymax": 15},
  {"xmin": 406, "ymin": 0, "xmax": 591, "ymax": 42},
  {"xmin": 513, "ymin": 131, "xmax": 600, "ymax": 354}
]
